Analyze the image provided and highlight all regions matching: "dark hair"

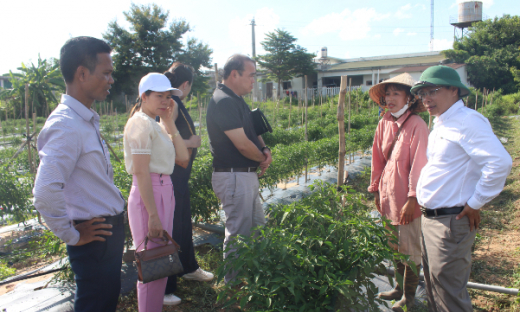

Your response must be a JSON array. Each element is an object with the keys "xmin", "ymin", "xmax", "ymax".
[
  {"xmin": 60, "ymin": 36, "xmax": 112, "ymax": 83},
  {"xmin": 223, "ymin": 54, "xmax": 255, "ymax": 80},
  {"xmin": 164, "ymin": 62, "xmax": 194, "ymax": 88},
  {"xmin": 380, "ymin": 83, "xmax": 423, "ymax": 114},
  {"xmin": 129, "ymin": 90, "xmax": 152, "ymax": 118}
]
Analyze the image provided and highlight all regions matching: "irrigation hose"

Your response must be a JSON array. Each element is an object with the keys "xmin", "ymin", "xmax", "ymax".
[
  {"xmin": 383, "ymin": 266, "xmax": 519, "ymax": 296},
  {"xmin": 0, "ymin": 268, "xmax": 65, "ymax": 287}
]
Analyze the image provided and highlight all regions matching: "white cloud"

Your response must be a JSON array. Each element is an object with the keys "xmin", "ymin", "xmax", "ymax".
[
  {"xmin": 414, "ymin": 3, "xmax": 427, "ymax": 10},
  {"xmin": 432, "ymin": 38, "xmax": 454, "ymax": 51},
  {"xmin": 344, "ymin": 51, "xmax": 351, "ymax": 59},
  {"xmin": 395, "ymin": 4, "xmax": 412, "ymax": 19},
  {"xmin": 374, "ymin": 34, "xmax": 382, "ymax": 39},
  {"xmin": 393, "ymin": 28, "xmax": 405, "ymax": 36},
  {"xmin": 407, "ymin": 32, "xmax": 417, "ymax": 36},
  {"xmin": 228, "ymin": 7, "xmax": 280, "ymax": 56},
  {"xmin": 454, "ymin": 0, "xmax": 493, "ymax": 9},
  {"xmin": 302, "ymin": 8, "xmax": 390, "ymax": 41}
]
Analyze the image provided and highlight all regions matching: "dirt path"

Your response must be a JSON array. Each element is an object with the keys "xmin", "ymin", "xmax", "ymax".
[{"xmin": 469, "ymin": 116, "xmax": 520, "ymax": 312}]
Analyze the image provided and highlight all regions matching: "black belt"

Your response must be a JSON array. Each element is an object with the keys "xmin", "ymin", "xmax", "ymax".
[
  {"xmin": 213, "ymin": 167, "xmax": 258, "ymax": 172},
  {"xmin": 74, "ymin": 211, "xmax": 125, "ymax": 226},
  {"xmin": 421, "ymin": 206, "xmax": 464, "ymax": 217}
]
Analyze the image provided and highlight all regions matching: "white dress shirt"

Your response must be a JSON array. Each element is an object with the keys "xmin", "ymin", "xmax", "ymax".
[
  {"xmin": 417, "ymin": 100, "xmax": 512, "ymax": 210},
  {"xmin": 33, "ymin": 95, "xmax": 124, "ymax": 245}
]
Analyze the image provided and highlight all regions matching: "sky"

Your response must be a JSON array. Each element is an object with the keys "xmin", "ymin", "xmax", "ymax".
[{"xmin": 1, "ymin": 0, "xmax": 519, "ymax": 75}]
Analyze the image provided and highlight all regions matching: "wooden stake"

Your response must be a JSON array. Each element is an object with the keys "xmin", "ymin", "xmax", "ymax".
[
  {"xmin": 198, "ymin": 92, "xmax": 202, "ymax": 136},
  {"xmin": 475, "ymin": 92, "xmax": 478, "ymax": 110},
  {"xmin": 289, "ymin": 95, "xmax": 292, "ymax": 129},
  {"xmin": 304, "ymin": 76, "xmax": 308, "ymax": 183},
  {"xmin": 25, "ymin": 84, "xmax": 34, "ymax": 174},
  {"xmin": 337, "ymin": 76, "xmax": 348, "ymax": 188}
]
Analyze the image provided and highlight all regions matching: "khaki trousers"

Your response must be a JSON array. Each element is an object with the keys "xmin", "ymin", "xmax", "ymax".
[
  {"xmin": 212, "ymin": 172, "xmax": 266, "ymax": 283},
  {"xmin": 387, "ymin": 217, "xmax": 422, "ymax": 266},
  {"xmin": 421, "ymin": 214, "xmax": 476, "ymax": 312}
]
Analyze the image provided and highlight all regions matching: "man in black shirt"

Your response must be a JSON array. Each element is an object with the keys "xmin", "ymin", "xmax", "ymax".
[{"xmin": 207, "ymin": 54, "xmax": 272, "ymax": 283}]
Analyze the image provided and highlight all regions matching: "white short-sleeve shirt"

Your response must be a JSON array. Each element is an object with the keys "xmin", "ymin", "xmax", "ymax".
[{"xmin": 123, "ymin": 111, "xmax": 175, "ymax": 175}]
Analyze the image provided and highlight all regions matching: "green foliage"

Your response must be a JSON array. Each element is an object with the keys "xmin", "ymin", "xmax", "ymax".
[
  {"xmin": 443, "ymin": 15, "xmax": 520, "ymax": 94},
  {"xmin": 0, "ymin": 54, "xmax": 64, "ymax": 118},
  {"xmin": 216, "ymin": 182, "xmax": 410, "ymax": 311},
  {"xmin": 103, "ymin": 3, "xmax": 212, "ymax": 98},
  {"xmin": 256, "ymin": 29, "xmax": 315, "ymax": 97},
  {"xmin": 189, "ymin": 154, "xmax": 220, "ymax": 222},
  {"xmin": 0, "ymin": 260, "xmax": 16, "ymax": 280},
  {"xmin": 0, "ymin": 164, "xmax": 34, "ymax": 223}
]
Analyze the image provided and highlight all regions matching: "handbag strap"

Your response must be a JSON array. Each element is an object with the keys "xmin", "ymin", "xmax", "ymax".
[
  {"xmin": 385, "ymin": 112, "xmax": 414, "ymax": 161},
  {"xmin": 179, "ymin": 108, "xmax": 194, "ymax": 136},
  {"xmin": 136, "ymin": 231, "xmax": 176, "ymax": 251}
]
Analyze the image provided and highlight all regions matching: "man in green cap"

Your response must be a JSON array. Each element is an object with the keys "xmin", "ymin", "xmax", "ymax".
[{"xmin": 412, "ymin": 65, "xmax": 512, "ymax": 312}]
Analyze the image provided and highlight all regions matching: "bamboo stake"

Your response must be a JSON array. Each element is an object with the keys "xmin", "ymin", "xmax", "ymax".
[
  {"xmin": 289, "ymin": 95, "xmax": 292, "ymax": 129},
  {"xmin": 304, "ymin": 76, "xmax": 308, "ymax": 183},
  {"xmin": 320, "ymin": 94, "xmax": 323, "ymax": 119},
  {"xmin": 348, "ymin": 78, "xmax": 352, "ymax": 164},
  {"xmin": 337, "ymin": 76, "xmax": 348, "ymax": 188},
  {"xmin": 198, "ymin": 92, "xmax": 202, "ymax": 136},
  {"xmin": 24, "ymin": 84, "xmax": 34, "ymax": 174}
]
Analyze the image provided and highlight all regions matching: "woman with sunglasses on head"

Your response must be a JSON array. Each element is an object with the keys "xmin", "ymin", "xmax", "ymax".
[
  {"xmin": 160, "ymin": 63, "xmax": 215, "ymax": 306},
  {"xmin": 367, "ymin": 73, "xmax": 429, "ymax": 312},
  {"xmin": 124, "ymin": 73, "xmax": 189, "ymax": 312}
]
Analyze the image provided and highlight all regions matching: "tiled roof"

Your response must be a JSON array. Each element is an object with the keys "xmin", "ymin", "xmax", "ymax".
[
  {"xmin": 391, "ymin": 63, "xmax": 464, "ymax": 73},
  {"xmin": 325, "ymin": 54, "xmax": 446, "ymax": 71}
]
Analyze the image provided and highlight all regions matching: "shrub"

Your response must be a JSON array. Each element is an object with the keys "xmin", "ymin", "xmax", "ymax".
[{"xmin": 217, "ymin": 181, "xmax": 411, "ymax": 312}]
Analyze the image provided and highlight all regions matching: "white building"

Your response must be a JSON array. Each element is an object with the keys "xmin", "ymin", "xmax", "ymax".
[{"xmin": 256, "ymin": 49, "xmax": 470, "ymax": 100}]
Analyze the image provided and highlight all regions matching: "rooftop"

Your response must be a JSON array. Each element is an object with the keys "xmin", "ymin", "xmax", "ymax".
[{"xmin": 324, "ymin": 52, "xmax": 446, "ymax": 72}]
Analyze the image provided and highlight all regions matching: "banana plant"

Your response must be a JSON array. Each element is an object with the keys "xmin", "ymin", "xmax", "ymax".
[{"xmin": 0, "ymin": 54, "xmax": 65, "ymax": 118}]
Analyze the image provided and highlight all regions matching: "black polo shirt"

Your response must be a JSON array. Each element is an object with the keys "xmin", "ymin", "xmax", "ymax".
[{"xmin": 206, "ymin": 84, "xmax": 262, "ymax": 168}]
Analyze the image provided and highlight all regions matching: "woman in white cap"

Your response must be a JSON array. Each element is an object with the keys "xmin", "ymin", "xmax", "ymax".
[
  {"xmin": 367, "ymin": 73, "xmax": 429, "ymax": 312},
  {"xmin": 123, "ymin": 73, "xmax": 189, "ymax": 312}
]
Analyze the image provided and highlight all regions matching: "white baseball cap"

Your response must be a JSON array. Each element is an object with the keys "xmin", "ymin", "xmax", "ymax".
[{"xmin": 138, "ymin": 73, "xmax": 183, "ymax": 98}]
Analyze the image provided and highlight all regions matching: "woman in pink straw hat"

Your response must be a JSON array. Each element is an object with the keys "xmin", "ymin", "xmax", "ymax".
[
  {"xmin": 124, "ymin": 73, "xmax": 190, "ymax": 312},
  {"xmin": 367, "ymin": 73, "xmax": 429, "ymax": 312}
]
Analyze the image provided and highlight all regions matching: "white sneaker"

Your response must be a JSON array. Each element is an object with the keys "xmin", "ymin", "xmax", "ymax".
[
  {"xmin": 163, "ymin": 294, "xmax": 181, "ymax": 306},
  {"xmin": 182, "ymin": 268, "xmax": 214, "ymax": 282}
]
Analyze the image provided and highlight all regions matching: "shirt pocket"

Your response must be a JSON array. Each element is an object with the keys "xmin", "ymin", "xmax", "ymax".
[
  {"xmin": 433, "ymin": 129, "xmax": 460, "ymax": 158},
  {"xmin": 392, "ymin": 139, "xmax": 411, "ymax": 162}
]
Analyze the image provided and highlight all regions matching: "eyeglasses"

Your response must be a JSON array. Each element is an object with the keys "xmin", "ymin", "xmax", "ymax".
[{"xmin": 417, "ymin": 87, "xmax": 444, "ymax": 99}]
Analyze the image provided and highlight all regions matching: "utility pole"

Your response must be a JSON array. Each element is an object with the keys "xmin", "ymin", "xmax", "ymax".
[
  {"xmin": 251, "ymin": 18, "xmax": 259, "ymax": 105},
  {"xmin": 430, "ymin": 0, "xmax": 434, "ymax": 51}
]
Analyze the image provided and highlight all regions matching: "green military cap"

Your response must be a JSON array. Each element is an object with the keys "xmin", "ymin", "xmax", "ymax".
[{"xmin": 411, "ymin": 65, "xmax": 470, "ymax": 97}]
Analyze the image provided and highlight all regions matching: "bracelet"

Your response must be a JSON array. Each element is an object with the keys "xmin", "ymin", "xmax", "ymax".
[
  {"xmin": 169, "ymin": 131, "xmax": 180, "ymax": 141},
  {"xmin": 261, "ymin": 146, "xmax": 270, "ymax": 153}
]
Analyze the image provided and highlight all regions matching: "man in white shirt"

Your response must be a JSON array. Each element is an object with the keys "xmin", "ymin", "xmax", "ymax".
[
  {"xmin": 412, "ymin": 66, "xmax": 512, "ymax": 312},
  {"xmin": 33, "ymin": 37, "xmax": 125, "ymax": 312}
]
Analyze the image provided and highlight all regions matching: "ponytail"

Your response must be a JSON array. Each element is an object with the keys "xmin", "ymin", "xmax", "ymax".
[{"xmin": 129, "ymin": 90, "xmax": 152, "ymax": 118}]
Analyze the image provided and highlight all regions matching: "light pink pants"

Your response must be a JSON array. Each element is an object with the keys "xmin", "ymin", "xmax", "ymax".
[{"xmin": 128, "ymin": 173, "xmax": 175, "ymax": 312}]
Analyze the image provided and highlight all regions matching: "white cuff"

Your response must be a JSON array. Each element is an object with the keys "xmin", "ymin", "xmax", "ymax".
[{"xmin": 466, "ymin": 196, "xmax": 483, "ymax": 210}]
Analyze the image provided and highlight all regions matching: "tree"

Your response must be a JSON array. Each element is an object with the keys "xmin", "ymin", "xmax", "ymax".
[
  {"xmin": 256, "ymin": 29, "xmax": 315, "ymax": 97},
  {"xmin": 443, "ymin": 15, "xmax": 520, "ymax": 94},
  {"xmin": 0, "ymin": 55, "xmax": 64, "ymax": 117},
  {"xmin": 103, "ymin": 3, "xmax": 212, "ymax": 98}
]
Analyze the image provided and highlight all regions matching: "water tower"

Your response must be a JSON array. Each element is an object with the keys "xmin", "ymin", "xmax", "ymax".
[
  {"xmin": 450, "ymin": 1, "xmax": 484, "ymax": 41},
  {"xmin": 317, "ymin": 47, "xmax": 330, "ymax": 70}
]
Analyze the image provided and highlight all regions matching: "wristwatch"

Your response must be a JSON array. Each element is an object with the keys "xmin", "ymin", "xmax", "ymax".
[{"xmin": 261, "ymin": 146, "xmax": 271, "ymax": 153}]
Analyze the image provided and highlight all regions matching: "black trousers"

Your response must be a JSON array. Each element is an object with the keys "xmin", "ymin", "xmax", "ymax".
[
  {"xmin": 165, "ymin": 188, "xmax": 200, "ymax": 294},
  {"xmin": 66, "ymin": 217, "xmax": 125, "ymax": 312}
]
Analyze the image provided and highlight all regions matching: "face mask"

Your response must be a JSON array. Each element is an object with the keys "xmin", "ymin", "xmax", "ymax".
[{"xmin": 391, "ymin": 104, "xmax": 409, "ymax": 118}]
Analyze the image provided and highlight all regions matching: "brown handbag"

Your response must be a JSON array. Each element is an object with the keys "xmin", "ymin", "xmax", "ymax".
[{"xmin": 134, "ymin": 231, "xmax": 184, "ymax": 284}]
